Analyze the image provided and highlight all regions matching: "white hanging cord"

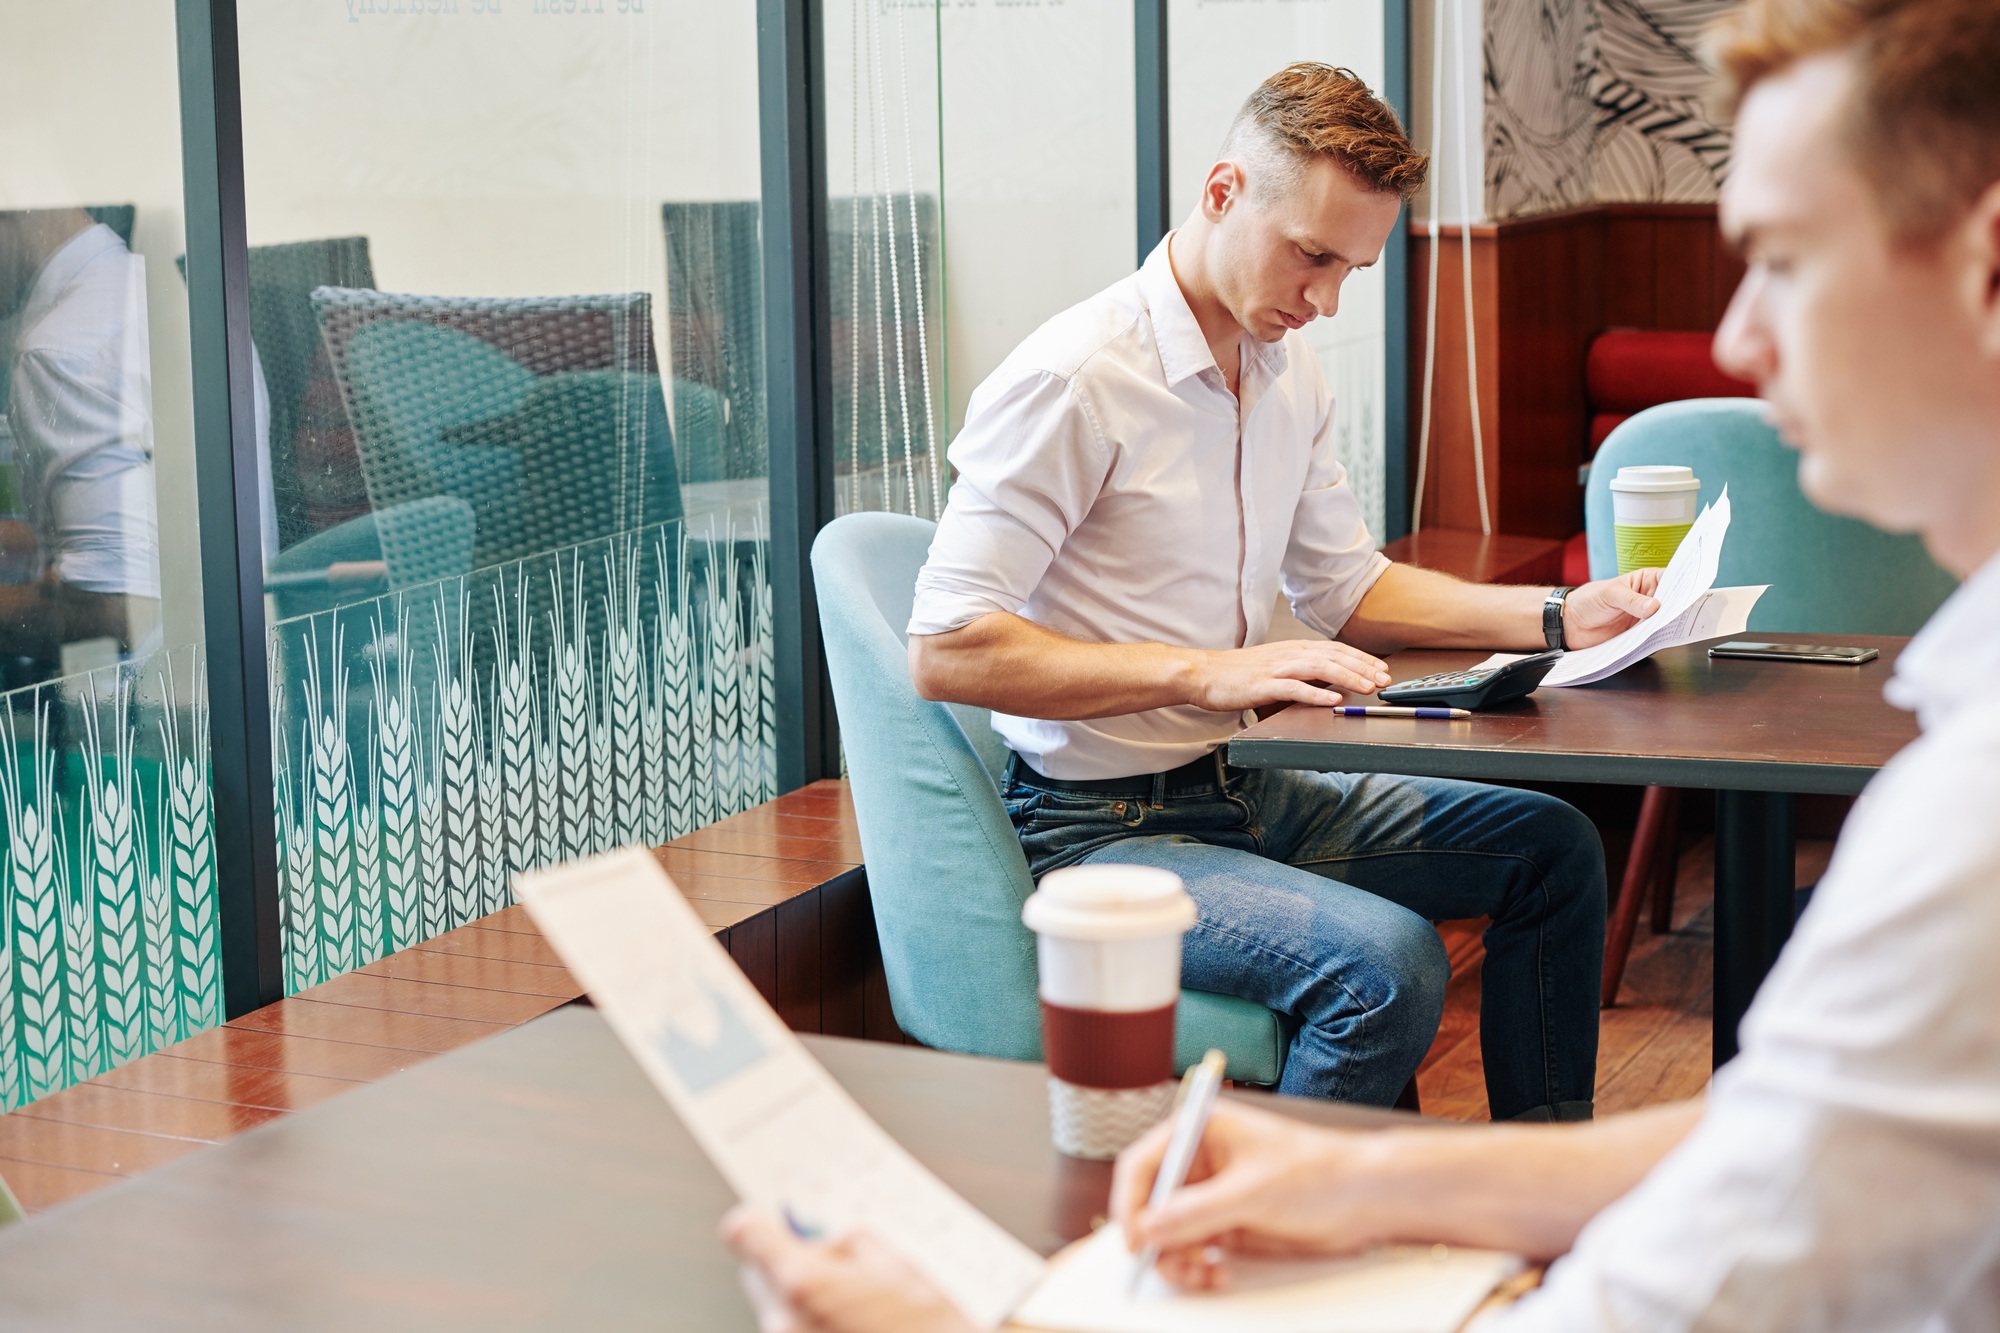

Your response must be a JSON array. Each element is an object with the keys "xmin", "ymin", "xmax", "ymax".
[
  {"xmin": 847, "ymin": 2, "xmax": 864, "ymax": 515},
  {"xmin": 1412, "ymin": 0, "xmax": 1448, "ymax": 533},
  {"xmin": 863, "ymin": 0, "xmax": 894, "ymax": 514},
  {"xmin": 892, "ymin": 5, "xmax": 942, "ymax": 520},
  {"xmin": 870, "ymin": 0, "xmax": 919, "ymax": 518},
  {"xmin": 1450, "ymin": 0, "xmax": 1492, "ymax": 535}
]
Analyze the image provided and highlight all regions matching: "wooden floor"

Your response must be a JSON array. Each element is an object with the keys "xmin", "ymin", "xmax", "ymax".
[
  {"xmin": 0, "ymin": 781, "xmax": 861, "ymax": 1215},
  {"xmin": 1416, "ymin": 832, "xmax": 1835, "ymax": 1120},
  {"xmin": 1, "ymin": 779, "xmax": 1751, "ymax": 1213}
]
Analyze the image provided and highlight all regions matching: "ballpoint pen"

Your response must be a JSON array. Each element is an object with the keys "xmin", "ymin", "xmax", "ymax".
[
  {"xmin": 1129, "ymin": 1049, "xmax": 1229, "ymax": 1296},
  {"xmin": 1332, "ymin": 705, "xmax": 1472, "ymax": 719}
]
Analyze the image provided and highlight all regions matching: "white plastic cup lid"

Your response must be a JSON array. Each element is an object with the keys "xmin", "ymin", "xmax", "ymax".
[
  {"xmin": 1610, "ymin": 465, "xmax": 1700, "ymax": 494},
  {"xmin": 1022, "ymin": 865, "xmax": 1197, "ymax": 942}
]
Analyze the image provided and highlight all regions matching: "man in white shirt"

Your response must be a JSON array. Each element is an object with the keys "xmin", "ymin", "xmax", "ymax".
[
  {"xmin": 906, "ymin": 64, "xmax": 1663, "ymax": 1119},
  {"xmin": 725, "ymin": 0, "xmax": 2000, "ymax": 1324},
  {"xmin": 0, "ymin": 208, "xmax": 162, "ymax": 673}
]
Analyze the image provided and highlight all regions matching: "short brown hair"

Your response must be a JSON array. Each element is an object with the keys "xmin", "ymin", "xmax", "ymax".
[
  {"xmin": 1223, "ymin": 63, "xmax": 1428, "ymax": 201},
  {"xmin": 1710, "ymin": 0, "xmax": 2000, "ymax": 240}
]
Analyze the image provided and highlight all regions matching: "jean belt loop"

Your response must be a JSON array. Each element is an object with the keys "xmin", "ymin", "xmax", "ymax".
[
  {"xmin": 1150, "ymin": 770, "xmax": 1166, "ymax": 809},
  {"xmin": 1002, "ymin": 752, "xmax": 1019, "ymax": 790}
]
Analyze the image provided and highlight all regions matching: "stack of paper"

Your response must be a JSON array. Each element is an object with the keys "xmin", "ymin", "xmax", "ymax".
[{"xmin": 1477, "ymin": 487, "xmax": 1766, "ymax": 688}]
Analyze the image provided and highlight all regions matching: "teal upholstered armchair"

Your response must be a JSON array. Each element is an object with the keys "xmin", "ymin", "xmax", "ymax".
[{"xmin": 811, "ymin": 511, "xmax": 1288, "ymax": 1083}]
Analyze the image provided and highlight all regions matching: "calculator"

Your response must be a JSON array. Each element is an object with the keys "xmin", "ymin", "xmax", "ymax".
[{"xmin": 1377, "ymin": 650, "xmax": 1564, "ymax": 710}]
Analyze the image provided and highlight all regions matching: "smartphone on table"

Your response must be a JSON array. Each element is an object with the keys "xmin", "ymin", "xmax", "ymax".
[{"xmin": 1707, "ymin": 642, "xmax": 1880, "ymax": 664}]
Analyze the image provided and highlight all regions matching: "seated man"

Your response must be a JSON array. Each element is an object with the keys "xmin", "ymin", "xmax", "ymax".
[
  {"xmin": 905, "ymin": 63, "xmax": 1660, "ymax": 1119},
  {"xmin": 727, "ymin": 0, "xmax": 2000, "ymax": 1326},
  {"xmin": 0, "ymin": 207, "xmax": 162, "ymax": 678}
]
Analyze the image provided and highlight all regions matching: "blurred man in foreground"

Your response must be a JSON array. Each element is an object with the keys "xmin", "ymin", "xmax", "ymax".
[{"xmin": 727, "ymin": 0, "xmax": 2000, "ymax": 1324}]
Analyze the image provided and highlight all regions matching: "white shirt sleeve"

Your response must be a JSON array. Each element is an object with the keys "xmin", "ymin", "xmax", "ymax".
[
  {"xmin": 1486, "ymin": 718, "xmax": 2000, "ymax": 1332},
  {"xmin": 1277, "ymin": 368, "xmax": 1388, "ymax": 639},
  {"xmin": 907, "ymin": 368, "xmax": 1111, "ymax": 637}
]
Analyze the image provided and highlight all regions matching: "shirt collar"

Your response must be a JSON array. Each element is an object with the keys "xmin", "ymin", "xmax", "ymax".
[
  {"xmin": 16, "ymin": 223, "xmax": 123, "ymax": 335},
  {"xmin": 1137, "ymin": 234, "xmax": 1293, "ymax": 388},
  {"xmin": 1884, "ymin": 549, "xmax": 2000, "ymax": 728}
]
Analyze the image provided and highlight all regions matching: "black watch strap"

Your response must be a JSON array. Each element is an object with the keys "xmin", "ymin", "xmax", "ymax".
[{"xmin": 1543, "ymin": 587, "xmax": 1573, "ymax": 651}]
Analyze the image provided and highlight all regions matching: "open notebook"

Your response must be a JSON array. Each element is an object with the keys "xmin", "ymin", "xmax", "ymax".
[{"xmin": 515, "ymin": 848, "xmax": 1519, "ymax": 1332}]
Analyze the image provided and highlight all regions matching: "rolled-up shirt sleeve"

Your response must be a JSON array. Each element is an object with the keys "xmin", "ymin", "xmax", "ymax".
[
  {"xmin": 1278, "ymin": 373, "xmax": 1388, "ymax": 639},
  {"xmin": 908, "ymin": 368, "xmax": 1110, "ymax": 637}
]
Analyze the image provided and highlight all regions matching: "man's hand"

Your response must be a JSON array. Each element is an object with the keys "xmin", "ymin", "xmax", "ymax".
[
  {"xmin": 1110, "ymin": 1100, "xmax": 1394, "ymax": 1291},
  {"xmin": 722, "ymin": 1206, "xmax": 975, "ymax": 1333},
  {"xmin": 1561, "ymin": 570, "xmax": 1663, "ymax": 650},
  {"xmin": 1185, "ymin": 640, "xmax": 1392, "ymax": 712},
  {"xmin": 910, "ymin": 612, "xmax": 1390, "ymax": 721}
]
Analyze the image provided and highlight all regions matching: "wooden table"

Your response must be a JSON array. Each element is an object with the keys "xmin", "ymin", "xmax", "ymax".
[
  {"xmin": 1228, "ymin": 635, "xmax": 1918, "ymax": 1064},
  {"xmin": 0, "ymin": 1006, "xmax": 1406, "ymax": 1330}
]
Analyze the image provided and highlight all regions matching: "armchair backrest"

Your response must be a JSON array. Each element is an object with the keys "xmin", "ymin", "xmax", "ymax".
[
  {"xmin": 810, "ymin": 511, "xmax": 1041, "ymax": 1059},
  {"xmin": 1585, "ymin": 399, "xmax": 1957, "ymax": 634}
]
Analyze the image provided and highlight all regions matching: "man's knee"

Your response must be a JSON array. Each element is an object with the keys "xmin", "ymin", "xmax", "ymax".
[
  {"xmin": 1511, "ymin": 791, "xmax": 1608, "ymax": 899},
  {"xmin": 1355, "ymin": 915, "xmax": 1450, "ymax": 1059}
]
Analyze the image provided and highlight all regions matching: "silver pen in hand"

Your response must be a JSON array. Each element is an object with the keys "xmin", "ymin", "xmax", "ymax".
[{"xmin": 1128, "ymin": 1048, "xmax": 1229, "ymax": 1296}]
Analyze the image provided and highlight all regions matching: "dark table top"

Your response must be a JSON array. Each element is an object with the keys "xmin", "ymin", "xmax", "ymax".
[
  {"xmin": 0, "ymin": 1006, "xmax": 1407, "ymax": 1331},
  {"xmin": 1228, "ymin": 635, "xmax": 1918, "ymax": 795}
]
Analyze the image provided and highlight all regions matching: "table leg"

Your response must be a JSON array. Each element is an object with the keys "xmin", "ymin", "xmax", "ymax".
[{"xmin": 1712, "ymin": 790, "xmax": 1796, "ymax": 1066}]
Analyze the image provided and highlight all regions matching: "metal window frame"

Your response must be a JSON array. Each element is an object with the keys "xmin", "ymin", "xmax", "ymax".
[
  {"xmin": 1135, "ymin": 0, "xmax": 1171, "ymax": 264},
  {"xmin": 759, "ymin": 0, "xmax": 841, "ymax": 788},
  {"xmin": 175, "ymin": 0, "xmax": 285, "ymax": 1016}
]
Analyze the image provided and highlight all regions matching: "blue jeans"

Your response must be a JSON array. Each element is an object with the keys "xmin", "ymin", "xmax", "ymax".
[{"xmin": 1004, "ymin": 759, "xmax": 1604, "ymax": 1120}]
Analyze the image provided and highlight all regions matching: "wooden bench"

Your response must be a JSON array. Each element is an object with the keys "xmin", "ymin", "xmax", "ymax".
[{"xmin": 0, "ymin": 779, "xmax": 897, "ymax": 1214}]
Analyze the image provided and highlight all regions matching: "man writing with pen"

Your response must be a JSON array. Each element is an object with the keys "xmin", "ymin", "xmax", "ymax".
[{"xmin": 726, "ymin": 0, "xmax": 2000, "ymax": 1326}]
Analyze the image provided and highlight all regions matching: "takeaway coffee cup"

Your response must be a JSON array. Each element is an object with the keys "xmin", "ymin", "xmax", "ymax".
[
  {"xmin": 1021, "ymin": 864, "xmax": 1198, "ymax": 1160},
  {"xmin": 1610, "ymin": 465, "xmax": 1701, "ymax": 574}
]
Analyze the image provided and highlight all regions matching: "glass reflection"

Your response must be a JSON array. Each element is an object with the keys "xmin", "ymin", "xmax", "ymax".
[{"xmin": 0, "ymin": 209, "xmax": 161, "ymax": 686}]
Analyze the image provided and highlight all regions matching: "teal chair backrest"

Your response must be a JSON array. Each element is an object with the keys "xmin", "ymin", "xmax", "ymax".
[
  {"xmin": 812, "ymin": 512, "xmax": 1043, "ymax": 1059},
  {"xmin": 811, "ymin": 511, "xmax": 1287, "ymax": 1082},
  {"xmin": 1585, "ymin": 399, "xmax": 1957, "ymax": 634}
]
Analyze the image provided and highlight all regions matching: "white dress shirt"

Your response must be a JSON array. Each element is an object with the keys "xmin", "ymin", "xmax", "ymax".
[
  {"xmin": 1493, "ymin": 551, "xmax": 2000, "ymax": 1333},
  {"xmin": 907, "ymin": 237, "xmax": 1388, "ymax": 780},
  {"xmin": 5, "ymin": 223, "xmax": 161, "ymax": 600}
]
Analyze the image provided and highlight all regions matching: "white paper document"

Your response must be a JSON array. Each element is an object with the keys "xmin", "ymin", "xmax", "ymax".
[
  {"xmin": 1010, "ymin": 1222, "xmax": 1520, "ymax": 1333},
  {"xmin": 516, "ymin": 849, "xmax": 1048, "ymax": 1328},
  {"xmin": 1468, "ymin": 488, "xmax": 1767, "ymax": 688}
]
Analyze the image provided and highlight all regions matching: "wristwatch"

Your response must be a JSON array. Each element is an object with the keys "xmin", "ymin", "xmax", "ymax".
[{"xmin": 1543, "ymin": 587, "xmax": 1573, "ymax": 651}]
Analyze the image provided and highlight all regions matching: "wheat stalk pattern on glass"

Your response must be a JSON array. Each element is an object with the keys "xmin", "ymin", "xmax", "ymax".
[
  {"xmin": 0, "ymin": 645, "xmax": 223, "ymax": 1111},
  {"xmin": 267, "ymin": 519, "xmax": 773, "ymax": 995}
]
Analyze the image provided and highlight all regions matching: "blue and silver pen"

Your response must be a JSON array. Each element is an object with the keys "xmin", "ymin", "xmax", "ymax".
[{"xmin": 1333, "ymin": 705, "xmax": 1472, "ymax": 719}]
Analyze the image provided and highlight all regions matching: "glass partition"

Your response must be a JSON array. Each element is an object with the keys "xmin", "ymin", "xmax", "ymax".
[
  {"xmin": 237, "ymin": 2, "xmax": 774, "ymax": 992},
  {"xmin": 938, "ymin": 3, "xmax": 1136, "ymax": 440},
  {"xmin": 0, "ymin": 3, "xmax": 223, "ymax": 1106},
  {"xmin": 824, "ymin": 0, "xmax": 947, "ymax": 519},
  {"xmin": 1169, "ymin": 0, "xmax": 1394, "ymax": 541}
]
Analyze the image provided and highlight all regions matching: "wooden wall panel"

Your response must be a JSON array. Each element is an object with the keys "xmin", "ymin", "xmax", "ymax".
[
  {"xmin": 1407, "ymin": 226, "xmax": 1502, "ymax": 536},
  {"xmin": 1406, "ymin": 203, "xmax": 1744, "ymax": 541}
]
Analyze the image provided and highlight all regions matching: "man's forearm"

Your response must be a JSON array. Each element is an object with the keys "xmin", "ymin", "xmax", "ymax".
[
  {"xmin": 1354, "ymin": 1099, "xmax": 1704, "ymax": 1259},
  {"xmin": 910, "ymin": 612, "xmax": 1203, "ymax": 720},
  {"xmin": 1341, "ymin": 564, "xmax": 1550, "ymax": 655}
]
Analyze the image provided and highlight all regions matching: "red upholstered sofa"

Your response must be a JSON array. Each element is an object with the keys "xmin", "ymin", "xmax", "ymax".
[{"xmin": 1561, "ymin": 329, "xmax": 1756, "ymax": 584}]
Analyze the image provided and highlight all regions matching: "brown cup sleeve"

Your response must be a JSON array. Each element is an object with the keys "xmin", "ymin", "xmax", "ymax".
[{"xmin": 1040, "ymin": 999, "xmax": 1176, "ymax": 1090}]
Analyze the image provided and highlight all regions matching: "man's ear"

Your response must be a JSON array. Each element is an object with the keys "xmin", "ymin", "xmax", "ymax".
[
  {"xmin": 1965, "ymin": 179, "xmax": 2000, "ymax": 359},
  {"xmin": 1202, "ymin": 161, "xmax": 1245, "ymax": 221}
]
